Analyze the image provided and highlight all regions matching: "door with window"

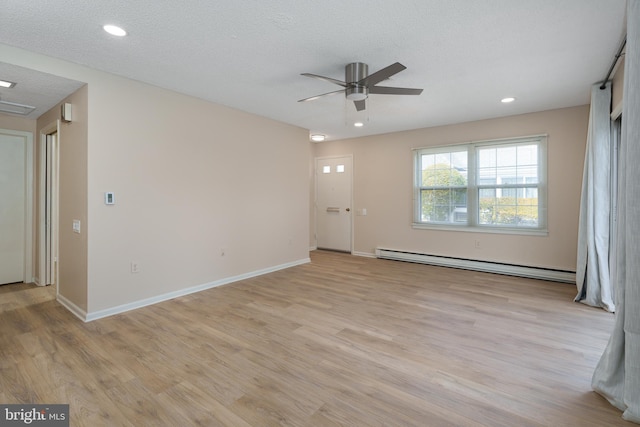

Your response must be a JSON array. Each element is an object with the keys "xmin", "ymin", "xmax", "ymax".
[{"xmin": 316, "ymin": 156, "xmax": 352, "ymax": 252}]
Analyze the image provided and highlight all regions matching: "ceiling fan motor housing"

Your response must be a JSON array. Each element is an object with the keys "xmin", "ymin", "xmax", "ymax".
[{"xmin": 345, "ymin": 62, "xmax": 368, "ymax": 101}]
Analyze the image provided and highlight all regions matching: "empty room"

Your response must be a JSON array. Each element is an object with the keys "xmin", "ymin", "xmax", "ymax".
[{"xmin": 1, "ymin": 1, "xmax": 638, "ymax": 426}]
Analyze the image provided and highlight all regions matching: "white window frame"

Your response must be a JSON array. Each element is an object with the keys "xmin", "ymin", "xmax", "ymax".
[{"xmin": 413, "ymin": 135, "xmax": 548, "ymax": 235}]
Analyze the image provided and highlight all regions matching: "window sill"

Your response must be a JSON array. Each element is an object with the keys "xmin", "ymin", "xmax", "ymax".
[{"xmin": 412, "ymin": 223, "xmax": 549, "ymax": 236}]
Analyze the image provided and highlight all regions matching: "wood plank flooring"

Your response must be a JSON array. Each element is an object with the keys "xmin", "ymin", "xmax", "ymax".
[{"xmin": 0, "ymin": 250, "xmax": 633, "ymax": 426}]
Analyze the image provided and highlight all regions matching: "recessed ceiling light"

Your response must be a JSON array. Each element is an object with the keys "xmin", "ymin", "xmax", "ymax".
[
  {"xmin": 354, "ymin": 122, "xmax": 364, "ymax": 127},
  {"xmin": 0, "ymin": 79, "xmax": 16, "ymax": 88},
  {"xmin": 501, "ymin": 97, "xmax": 516, "ymax": 103},
  {"xmin": 310, "ymin": 134, "xmax": 326, "ymax": 142},
  {"xmin": 103, "ymin": 25, "xmax": 127, "ymax": 37}
]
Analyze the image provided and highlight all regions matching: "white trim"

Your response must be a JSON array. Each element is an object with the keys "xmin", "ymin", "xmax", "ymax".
[
  {"xmin": 38, "ymin": 121, "xmax": 60, "ymax": 288},
  {"xmin": 81, "ymin": 257, "xmax": 311, "ymax": 322},
  {"xmin": 25, "ymin": 132, "xmax": 34, "ymax": 283},
  {"xmin": 411, "ymin": 223, "xmax": 549, "ymax": 236},
  {"xmin": 57, "ymin": 293, "xmax": 88, "ymax": 321},
  {"xmin": 375, "ymin": 248, "xmax": 575, "ymax": 283},
  {"xmin": 611, "ymin": 101, "xmax": 623, "ymax": 120},
  {"xmin": 352, "ymin": 251, "xmax": 376, "ymax": 258},
  {"xmin": 411, "ymin": 134, "xmax": 549, "ymax": 151}
]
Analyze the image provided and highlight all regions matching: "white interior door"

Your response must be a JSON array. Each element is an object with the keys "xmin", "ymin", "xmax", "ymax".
[
  {"xmin": 316, "ymin": 156, "xmax": 352, "ymax": 252},
  {"xmin": 0, "ymin": 132, "xmax": 26, "ymax": 284}
]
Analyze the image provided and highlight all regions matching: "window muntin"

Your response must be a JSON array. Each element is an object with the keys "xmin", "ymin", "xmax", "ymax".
[{"xmin": 414, "ymin": 136, "xmax": 546, "ymax": 233}]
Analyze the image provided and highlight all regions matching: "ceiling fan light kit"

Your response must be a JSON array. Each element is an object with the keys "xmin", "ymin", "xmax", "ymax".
[{"xmin": 299, "ymin": 62, "xmax": 423, "ymax": 112}]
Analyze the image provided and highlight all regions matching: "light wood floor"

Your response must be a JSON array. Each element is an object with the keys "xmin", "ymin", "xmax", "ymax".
[{"xmin": 0, "ymin": 250, "xmax": 632, "ymax": 426}]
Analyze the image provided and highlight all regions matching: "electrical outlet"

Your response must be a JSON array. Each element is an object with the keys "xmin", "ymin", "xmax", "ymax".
[{"xmin": 131, "ymin": 262, "xmax": 140, "ymax": 273}]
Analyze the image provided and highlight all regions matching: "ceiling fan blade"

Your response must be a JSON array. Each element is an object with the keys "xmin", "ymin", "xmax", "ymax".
[
  {"xmin": 298, "ymin": 89, "xmax": 344, "ymax": 103},
  {"xmin": 368, "ymin": 86, "xmax": 423, "ymax": 95},
  {"xmin": 354, "ymin": 99, "xmax": 366, "ymax": 111},
  {"xmin": 358, "ymin": 62, "xmax": 406, "ymax": 86},
  {"xmin": 301, "ymin": 73, "xmax": 347, "ymax": 87}
]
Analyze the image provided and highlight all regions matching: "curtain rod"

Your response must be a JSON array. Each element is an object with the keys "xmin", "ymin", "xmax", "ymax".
[{"xmin": 600, "ymin": 36, "xmax": 627, "ymax": 90}]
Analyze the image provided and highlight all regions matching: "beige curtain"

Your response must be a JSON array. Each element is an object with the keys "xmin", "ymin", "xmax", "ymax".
[{"xmin": 591, "ymin": 0, "xmax": 640, "ymax": 423}]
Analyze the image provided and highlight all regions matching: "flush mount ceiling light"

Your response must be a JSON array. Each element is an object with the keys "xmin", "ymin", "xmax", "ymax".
[
  {"xmin": 501, "ymin": 97, "xmax": 516, "ymax": 103},
  {"xmin": 103, "ymin": 24, "xmax": 127, "ymax": 37},
  {"xmin": 310, "ymin": 134, "xmax": 326, "ymax": 142},
  {"xmin": 354, "ymin": 122, "xmax": 364, "ymax": 127},
  {"xmin": 0, "ymin": 79, "xmax": 16, "ymax": 88}
]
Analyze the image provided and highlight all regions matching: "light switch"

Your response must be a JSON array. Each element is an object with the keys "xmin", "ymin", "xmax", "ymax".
[
  {"xmin": 72, "ymin": 219, "xmax": 81, "ymax": 234},
  {"xmin": 105, "ymin": 192, "xmax": 115, "ymax": 205}
]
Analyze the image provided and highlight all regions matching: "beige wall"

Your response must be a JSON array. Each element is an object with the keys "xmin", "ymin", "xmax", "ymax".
[
  {"xmin": 0, "ymin": 115, "xmax": 36, "ymax": 133},
  {"xmin": 2, "ymin": 43, "xmax": 310, "ymax": 318},
  {"xmin": 612, "ymin": 56, "xmax": 625, "ymax": 115},
  {"xmin": 36, "ymin": 85, "xmax": 89, "ymax": 310},
  {"xmin": 313, "ymin": 105, "xmax": 589, "ymax": 272},
  {"xmin": 86, "ymin": 74, "xmax": 310, "ymax": 312}
]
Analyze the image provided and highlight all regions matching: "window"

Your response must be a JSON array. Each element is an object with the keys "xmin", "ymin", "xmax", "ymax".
[{"xmin": 414, "ymin": 136, "xmax": 547, "ymax": 233}]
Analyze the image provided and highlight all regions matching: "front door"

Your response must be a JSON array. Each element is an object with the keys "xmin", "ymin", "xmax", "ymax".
[
  {"xmin": 0, "ymin": 130, "xmax": 26, "ymax": 284},
  {"xmin": 315, "ymin": 156, "xmax": 352, "ymax": 252}
]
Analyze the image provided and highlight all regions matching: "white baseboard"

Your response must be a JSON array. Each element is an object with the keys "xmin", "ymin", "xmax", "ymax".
[
  {"xmin": 79, "ymin": 257, "xmax": 311, "ymax": 322},
  {"xmin": 57, "ymin": 293, "xmax": 88, "ymax": 322},
  {"xmin": 353, "ymin": 251, "xmax": 376, "ymax": 258},
  {"xmin": 375, "ymin": 248, "xmax": 575, "ymax": 283}
]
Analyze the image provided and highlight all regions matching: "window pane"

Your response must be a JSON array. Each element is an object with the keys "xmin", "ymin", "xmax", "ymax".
[
  {"xmin": 421, "ymin": 150, "xmax": 467, "ymax": 187},
  {"xmin": 496, "ymin": 146, "xmax": 516, "ymax": 167},
  {"xmin": 323, "ymin": 165, "xmax": 330, "ymax": 174},
  {"xmin": 336, "ymin": 164, "xmax": 345, "ymax": 173},
  {"xmin": 478, "ymin": 144, "xmax": 539, "ymax": 187},
  {"xmin": 479, "ymin": 188, "xmax": 538, "ymax": 226},
  {"xmin": 421, "ymin": 189, "xmax": 467, "ymax": 223}
]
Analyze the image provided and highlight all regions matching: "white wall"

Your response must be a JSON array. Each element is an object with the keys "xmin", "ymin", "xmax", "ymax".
[{"xmin": 313, "ymin": 106, "xmax": 589, "ymax": 272}]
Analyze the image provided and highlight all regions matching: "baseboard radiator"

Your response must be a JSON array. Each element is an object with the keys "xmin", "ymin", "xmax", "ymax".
[{"xmin": 375, "ymin": 248, "xmax": 576, "ymax": 284}]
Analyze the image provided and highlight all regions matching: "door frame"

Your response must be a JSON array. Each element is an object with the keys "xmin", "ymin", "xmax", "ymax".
[
  {"xmin": 38, "ymin": 121, "xmax": 60, "ymax": 288},
  {"xmin": 314, "ymin": 154, "xmax": 354, "ymax": 254},
  {"xmin": 0, "ymin": 128, "xmax": 33, "ymax": 284}
]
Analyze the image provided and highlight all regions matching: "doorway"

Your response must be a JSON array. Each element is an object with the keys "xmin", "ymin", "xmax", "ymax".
[
  {"xmin": 315, "ymin": 155, "xmax": 353, "ymax": 253},
  {"xmin": 0, "ymin": 128, "xmax": 33, "ymax": 285},
  {"xmin": 39, "ymin": 123, "xmax": 59, "ymax": 288}
]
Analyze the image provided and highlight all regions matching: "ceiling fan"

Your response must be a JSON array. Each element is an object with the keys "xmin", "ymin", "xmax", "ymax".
[{"xmin": 298, "ymin": 62, "xmax": 423, "ymax": 111}]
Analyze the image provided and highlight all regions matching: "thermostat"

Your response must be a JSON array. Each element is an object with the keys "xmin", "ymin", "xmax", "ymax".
[{"xmin": 105, "ymin": 192, "xmax": 115, "ymax": 205}]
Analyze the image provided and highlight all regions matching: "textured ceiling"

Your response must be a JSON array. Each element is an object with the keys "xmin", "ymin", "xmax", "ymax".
[
  {"xmin": 0, "ymin": 0, "xmax": 627, "ymax": 140},
  {"xmin": 0, "ymin": 63, "xmax": 85, "ymax": 119}
]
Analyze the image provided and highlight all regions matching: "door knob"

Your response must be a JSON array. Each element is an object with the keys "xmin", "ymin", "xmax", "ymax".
[{"xmin": 345, "ymin": 208, "xmax": 350, "ymax": 212}]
